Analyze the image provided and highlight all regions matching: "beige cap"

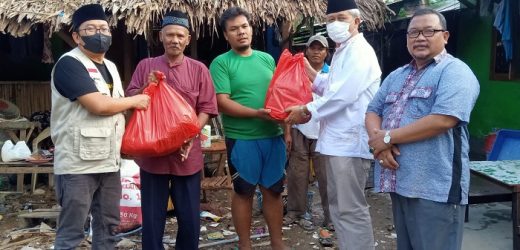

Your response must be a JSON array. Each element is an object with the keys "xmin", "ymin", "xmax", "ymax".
[{"xmin": 306, "ymin": 35, "xmax": 329, "ymax": 48}]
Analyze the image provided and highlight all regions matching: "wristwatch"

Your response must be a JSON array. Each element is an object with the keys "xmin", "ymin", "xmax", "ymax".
[{"xmin": 383, "ymin": 130, "xmax": 391, "ymax": 144}]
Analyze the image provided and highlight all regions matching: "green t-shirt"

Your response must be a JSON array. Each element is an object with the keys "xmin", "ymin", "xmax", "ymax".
[{"xmin": 210, "ymin": 50, "xmax": 283, "ymax": 139}]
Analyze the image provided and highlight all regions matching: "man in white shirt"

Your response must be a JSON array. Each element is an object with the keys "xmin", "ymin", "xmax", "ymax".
[{"xmin": 285, "ymin": 0, "xmax": 381, "ymax": 249}]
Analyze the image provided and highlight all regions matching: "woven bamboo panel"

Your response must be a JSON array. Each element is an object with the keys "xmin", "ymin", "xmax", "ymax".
[{"xmin": 0, "ymin": 81, "xmax": 51, "ymax": 118}]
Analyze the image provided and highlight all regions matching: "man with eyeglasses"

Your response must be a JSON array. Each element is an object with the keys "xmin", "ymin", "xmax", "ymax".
[
  {"xmin": 51, "ymin": 4, "xmax": 150, "ymax": 249},
  {"xmin": 366, "ymin": 8, "xmax": 480, "ymax": 250},
  {"xmin": 126, "ymin": 10, "xmax": 218, "ymax": 249},
  {"xmin": 285, "ymin": 0, "xmax": 380, "ymax": 249},
  {"xmin": 210, "ymin": 7, "xmax": 287, "ymax": 250}
]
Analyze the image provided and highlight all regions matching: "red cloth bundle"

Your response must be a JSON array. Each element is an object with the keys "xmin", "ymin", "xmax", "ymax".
[
  {"xmin": 264, "ymin": 49, "xmax": 313, "ymax": 120},
  {"xmin": 122, "ymin": 71, "xmax": 200, "ymax": 157}
]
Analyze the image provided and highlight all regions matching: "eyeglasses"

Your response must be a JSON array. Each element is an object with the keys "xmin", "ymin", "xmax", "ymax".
[
  {"xmin": 407, "ymin": 29, "xmax": 445, "ymax": 38},
  {"xmin": 79, "ymin": 27, "xmax": 111, "ymax": 36}
]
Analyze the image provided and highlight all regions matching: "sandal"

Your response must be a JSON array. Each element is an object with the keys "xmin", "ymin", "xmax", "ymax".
[
  {"xmin": 283, "ymin": 215, "xmax": 297, "ymax": 226},
  {"xmin": 322, "ymin": 219, "xmax": 335, "ymax": 231},
  {"xmin": 318, "ymin": 228, "xmax": 334, "ymax": 247},
  {"xmin": 298, "ymin": 218, "xmax": 314, "ymax": 231}
]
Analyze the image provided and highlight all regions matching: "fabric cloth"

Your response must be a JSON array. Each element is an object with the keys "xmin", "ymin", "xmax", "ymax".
[
  {"xmin": 390, "ymin": 193, "xmax": 465, "ymax": 250},
  {"xmin": 210, "ymin": 50, "xmax": 283, "ymax": 139},
  {"xmin": 225, "ymin": 136, "xmax": 286, "ymax": 193},
  {"xmin": 53, "ymin": 56, "xmax": 112, "ymax": 101},
  {"xmin": 140, "ymin": 169, "xmax": 201, "ymax": 250},
  {"xmin": 325, "ymin": 156, "xmax": 374, "ymax": 250},
  {"xmin": 54, "ymin": 172, "xmax": 121, "ymax": 250},
  {"xmin": 293, "ymin": 63, "xmax": 329, "ymax": 139},
  {"xmin": 493, "ymin": 0, "xmax": 512, "ymax": 61},
  {"xmin": 126, "ymin": 55, "xmax": 218, "ymax": 176},
  {"xmin": 50, "ymin": 47, "xmax": 125, "ymax": 175},
  {"xmin": 366, "ymin": 51, "xmax": 480, "ymax": 204},
  {"xmin": 286, "ymin": 128, "xmax": 330, "ymax": 224},
  {"xmin": 307, "ymin": 33, "xmax": 381, "ymax": 158},
  {"xmin": 72, "ymin": 4, "xmax": 107, "ymax": 30}
]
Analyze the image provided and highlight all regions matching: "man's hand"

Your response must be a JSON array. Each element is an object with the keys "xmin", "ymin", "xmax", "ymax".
[
  {"xmin": 368, "ymin": 128, "xmax": 392, "ymax": 156},
  {"xmin": 131, "ymin": 94, "xmax": 151, "ymax": 110},
  {"xmin": 284, "ymin": 105, "xmax": 311, "ymax": 124},
  {"xmin": 147, "ymin": 72, "xmax": 159, "ymax": 86},
  {"xmin": 180, "ymin": 138, "xmax": 194, "ymax": 161},
  {"xmin": 303, "ymin": 57, "xmax": 318, "ymax": 82},
  {"xmin": 376, "ymin": 145, "xmax": 400, "ymax": 170},
  {"xmin": 256, "ymin": 108, "xmax": 275, "ymax": 121},
  {"xmin": 284, "ymin": 132, "xmax": 292, "ymax": 152}
]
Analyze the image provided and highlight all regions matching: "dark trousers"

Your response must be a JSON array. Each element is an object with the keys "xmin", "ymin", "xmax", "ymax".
[
  {"xmin": 286, "ymin": 128, "xmax": 330, "ymax": 224},
  {"xmin": 54, "ymin": 172, "xmax": 121, "ymax": 250},
  {"xmin": 390, "ymin": 193, "xmax": 466, "ymax": 250},
  {"xmin": 140, "ymin": 169, "xmax": 201, "ymax": 250}
]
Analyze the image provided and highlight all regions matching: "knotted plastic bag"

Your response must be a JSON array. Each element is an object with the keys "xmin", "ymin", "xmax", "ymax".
[
  {"xmin": 264, "ymin": 49, "xmax": 313, "ymax": 120},
  {"xmin": 1, "ymin": 140, "xmax": 31, "ymax": 162},
  {"xmin": 122, "ymin": 71, "xmax": 200, "ymax": 157}
]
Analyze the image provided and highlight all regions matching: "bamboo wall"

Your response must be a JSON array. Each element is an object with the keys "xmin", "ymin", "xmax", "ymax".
[{"xmin": 0, "ymin": 81, "xmax": 51, "ymax": 118}]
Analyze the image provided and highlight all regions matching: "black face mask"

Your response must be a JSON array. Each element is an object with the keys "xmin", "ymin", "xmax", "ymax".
[{"xmin": 80, "ymin": 33, "xmax": 112, "ymax": 53}]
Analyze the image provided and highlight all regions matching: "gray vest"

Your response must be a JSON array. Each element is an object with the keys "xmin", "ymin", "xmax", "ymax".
[{"xmin": 50, "ymin": 48, "xmax": 125, "ymax": 174}]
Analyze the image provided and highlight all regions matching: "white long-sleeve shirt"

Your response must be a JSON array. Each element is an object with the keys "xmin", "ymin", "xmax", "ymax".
[{"xmin": 306, "ymin": 33, "xmax": 381, "ymax": 158}]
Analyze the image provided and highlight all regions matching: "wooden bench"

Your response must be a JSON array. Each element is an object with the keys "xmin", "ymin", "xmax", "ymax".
[
  {"xmin": 0, "ymin": 161, "xmax": 53, "ymax": 193},
  {"xmin": 201, "ymin": 140, "xmax": 232, "ymax": 202}
]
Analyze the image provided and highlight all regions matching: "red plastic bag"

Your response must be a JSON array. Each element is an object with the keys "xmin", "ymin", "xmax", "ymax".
[
  {"xmin": 122, "ymin": 71, "xmax": 200, "ymax": 157},
  {"xmin": 264, "ymin": 49, "xmax": 313, "ymax": 120}
]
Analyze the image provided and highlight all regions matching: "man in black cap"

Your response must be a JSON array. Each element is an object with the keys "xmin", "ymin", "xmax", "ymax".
[
  {"xmin": 285, "ymin": 0, "xmax": 380, "ymax": 249},
  {"xmin": 126, "ymin": 10, "xmax": 218, "ymax": 250},
  {"xmin": 51, "ymin": 3, "xmax": 150, "ymax": 250}
]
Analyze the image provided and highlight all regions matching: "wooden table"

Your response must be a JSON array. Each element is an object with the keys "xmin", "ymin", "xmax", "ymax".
[
  {"xmin": 0, "ymin": 161, "xmax": 53, "ymax": 193},
  {"xmin": 0, "ymin": 120, "xmax": 39, "ymax": 143},
  {"xmin": 470, "ymin": 160, "xmax": 520, "ymax": 250}
]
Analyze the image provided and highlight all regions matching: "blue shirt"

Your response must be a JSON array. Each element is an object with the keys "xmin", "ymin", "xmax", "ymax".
[{"xmin": 366, "ymin": 52, "xmax": 480, "ymax": 204}]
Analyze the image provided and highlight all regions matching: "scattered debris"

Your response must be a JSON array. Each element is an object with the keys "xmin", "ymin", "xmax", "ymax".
[
  {"xmin": 116, "ymin": 238, "xmax": 136, "ymax": 248},
  {"xmin": 208, "ymin": 223, "xmax": 219, "ymax": 228},
  {"xmin": 200, "ymin": 211, "xmax": 222, "ymax": 222},
  {"xmin": 251, "ymin": 241, "xmax": 271, "ymax": 247},
  {"xmin": 207, "ymin": 231, "xmax": 224, "ymax": 240},
  {"xmin": 33, "ymin": 189, "xmax": 45, "ymax": 195},
  {"xmin": 222, "ymin": 229, "xmax": 235, "ymax": 236},
  {"xmin": 21, "ymin": 246, "xmax": 41, "ymax": 250},
  {"xmin": 200, "ymin": 226, "xmax": 207, "ymax": 232}
]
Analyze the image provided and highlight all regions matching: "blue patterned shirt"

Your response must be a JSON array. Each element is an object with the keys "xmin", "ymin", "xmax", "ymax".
[{"xmin": 366, "ymin": 51, "xmax": 480, "ymax": 204}]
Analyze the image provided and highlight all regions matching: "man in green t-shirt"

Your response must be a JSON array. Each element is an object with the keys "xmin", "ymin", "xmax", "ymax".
[{"xmin": 209, "ymin": 6, "xmax": 287, "ymax": 250}]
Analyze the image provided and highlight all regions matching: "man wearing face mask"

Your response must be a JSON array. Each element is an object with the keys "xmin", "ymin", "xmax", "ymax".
[
  {"xmin": 285, "ymin": 0, "xmax": 381, "ymax": 249},
  {"xmin": 50, "ymin": 4, "xmax": 150, "ymax": 249}
]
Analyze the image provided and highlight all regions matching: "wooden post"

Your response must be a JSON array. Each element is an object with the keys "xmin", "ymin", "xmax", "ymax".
[
  {"xmin": 123, "ymin": 34, "xmax": 133, "ymax": 85},
  {"xmin": 190, "ymin": 32, "xmax": 198, "ymax": 59}
]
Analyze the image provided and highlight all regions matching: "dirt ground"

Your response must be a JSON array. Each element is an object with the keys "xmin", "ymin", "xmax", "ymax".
[{"xmin": 0, "ymin": 181, "xmax": 396, "ymax": 249}]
